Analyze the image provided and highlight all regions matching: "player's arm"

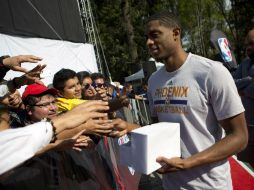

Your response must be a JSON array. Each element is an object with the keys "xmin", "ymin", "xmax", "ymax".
[{"xmin": 157, "ymin": 112, "xmax": 248, "ymax": 173}]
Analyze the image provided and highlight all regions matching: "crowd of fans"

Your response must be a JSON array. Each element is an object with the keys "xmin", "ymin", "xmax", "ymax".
[
  {"xmin": 0, "ymin": 55, "xmax": 143, "ymax": 189},
  {"xmin": 0, "ymin": 10, "xmax": 253, "ymax": 190}
]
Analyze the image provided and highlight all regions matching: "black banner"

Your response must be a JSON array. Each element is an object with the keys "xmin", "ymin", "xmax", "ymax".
[{"xmin": 0, "ymin": 0, "xmax": 86, "ymax": 43}]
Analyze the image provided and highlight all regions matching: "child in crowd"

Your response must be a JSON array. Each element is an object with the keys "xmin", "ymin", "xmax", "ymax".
[{"xmin": 53, "ymin": 69, "xmax": 87, "ymax": 112}]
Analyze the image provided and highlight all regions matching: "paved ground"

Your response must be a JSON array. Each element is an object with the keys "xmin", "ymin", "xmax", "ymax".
[{"xmin": 139, "ymin": 173, "xmax": 164, "ymax": 190}]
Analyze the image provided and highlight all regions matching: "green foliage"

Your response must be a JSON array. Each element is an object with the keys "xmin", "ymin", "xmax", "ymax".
[
  {"xmin": 91, "ymin": 0, "xmax": 253, "ymax": 82},
  {"xmin": 229, "ymin": 0, "xmax": 254, "ymax": 61}
]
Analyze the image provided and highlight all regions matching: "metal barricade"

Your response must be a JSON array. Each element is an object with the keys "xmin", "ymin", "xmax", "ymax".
[{"xmin": 122, "ymin": 99, "xmax": 152, "ymax": 126}]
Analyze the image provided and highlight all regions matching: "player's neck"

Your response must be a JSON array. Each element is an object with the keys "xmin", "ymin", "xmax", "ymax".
[{"xmin": 164, "ymin": 49, "xmax": 188, "ymax": 72}]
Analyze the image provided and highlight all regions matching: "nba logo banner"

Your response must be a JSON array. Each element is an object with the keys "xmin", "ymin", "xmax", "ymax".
[{"xmin": 218, "ymin": 38, "xmax": 233, "ymax": 62}]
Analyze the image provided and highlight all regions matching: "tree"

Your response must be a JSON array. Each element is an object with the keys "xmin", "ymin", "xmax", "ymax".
[
  {"xmin": 91, "ymin": 0, "xmax": 253, "ymax": 82},
  {"xmin": 229, "ymin": 0, "xmax": 254, "ymax": 61},
  {"xmin": 121, "ymin": 0, "xmax": 139, "ymax": 67}
]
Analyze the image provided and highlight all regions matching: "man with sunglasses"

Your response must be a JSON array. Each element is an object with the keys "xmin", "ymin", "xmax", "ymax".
[
  {"xmin": 90, "ymin": 72, "xmax": 129, "ymax": 110},
  {"xmin": 91, "ymin": 72, "xmax": 106, "ymax": 88},
  {"xmin": 90, "ymin": 72, "xmax": 109, "ymax": 101}
]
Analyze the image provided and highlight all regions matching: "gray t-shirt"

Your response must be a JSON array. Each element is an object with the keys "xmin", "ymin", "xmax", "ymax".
[{"xmin": 148, "ymin": 53, "xmax": 244, "ymax": 190}]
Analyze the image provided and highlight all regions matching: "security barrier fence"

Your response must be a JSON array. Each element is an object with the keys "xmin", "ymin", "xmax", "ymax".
[{"xmin": 122, "ymin": 99, "xmax": 152, "ymax": 126}]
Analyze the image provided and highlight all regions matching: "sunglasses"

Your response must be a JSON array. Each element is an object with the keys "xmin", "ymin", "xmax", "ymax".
[
  {"xmin": 92, "ymin": 83, "xmax": 106, "ymax": 88},
  {"xmin": 96, "ymin": 83, "xmax": 106, "ymax": 88},
  {"xmin": 84, "ymin": 83, "xmax": 91, "ymax": 90}
]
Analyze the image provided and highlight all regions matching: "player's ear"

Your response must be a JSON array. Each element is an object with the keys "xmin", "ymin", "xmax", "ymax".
[{"xmin": 173, "ymin": 27, "xmax": 181, "ymax": 40}]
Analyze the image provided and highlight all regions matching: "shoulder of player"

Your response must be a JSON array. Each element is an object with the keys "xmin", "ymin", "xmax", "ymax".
[{"xmin": 190, "ymin": 54, "xmax": 224, "ymax": 69}]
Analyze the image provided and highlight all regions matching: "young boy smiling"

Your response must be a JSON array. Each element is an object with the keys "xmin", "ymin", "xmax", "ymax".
[{"xmin": 53, "ymin": 68, "xmax": 87, "ymax": 112}]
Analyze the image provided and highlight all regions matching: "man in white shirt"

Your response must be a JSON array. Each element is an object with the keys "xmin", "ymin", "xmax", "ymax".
[{"xmin": 145, "ymin": 11, "xmax": 248, "ymax": 190}]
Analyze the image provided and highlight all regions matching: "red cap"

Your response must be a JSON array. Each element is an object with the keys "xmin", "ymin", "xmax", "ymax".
[{"xmin": 22, "ymin": 84, "xmax": 58, "ymax": 100}]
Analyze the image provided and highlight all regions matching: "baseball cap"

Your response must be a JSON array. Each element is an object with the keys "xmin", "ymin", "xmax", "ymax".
[{"xmin": 22, "ymin": 84, "xmax": 58, "ymax": 100}]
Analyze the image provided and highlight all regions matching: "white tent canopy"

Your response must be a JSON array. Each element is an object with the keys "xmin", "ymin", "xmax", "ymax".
[
  {"xmin": 125, "ymin": 62, "xmax": 164, "ymax": 82},
  {"xmin": 0, "ymin": 33, "xmax": 98, "ymax": 92}
]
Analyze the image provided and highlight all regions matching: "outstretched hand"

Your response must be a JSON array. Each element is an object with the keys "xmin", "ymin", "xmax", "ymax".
[
  {"xmin": 52, "ymin": 101, "xmax": 110, "ymax": 133},
  {"xmin": 15, "ymin": 64, "xmax": 46, "ymax": 87},
  {"xmin": 72, "ymin": 135, "xmax": 95, "ymax": 151},
  {"xmin": 2, "ymin": 55, "xmax": 42, "ymax": 73},
  {"xmin": 109, "ymin": 118, "xmax": 128, "ymax": 137},
  {"xmin": 109, "ymin": 118, "xmax": 139, "ymax": 138},
  {"xmin": 82, "ymin": 119, "xmax": 114, "ymax": 136},
  {"xmin": 43, "ymin": 129, "xmax": 95, "ymax": 152}
]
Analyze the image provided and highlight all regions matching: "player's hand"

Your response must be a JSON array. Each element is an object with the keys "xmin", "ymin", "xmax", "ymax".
[{"xmin": 156, "ymin": 157, "xmax": 188, "ymax": 173}]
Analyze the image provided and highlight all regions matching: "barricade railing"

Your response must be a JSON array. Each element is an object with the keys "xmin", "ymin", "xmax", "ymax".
[{"xmin": 122, "ymin": 98, "xmax": 152, "ymax": 126}]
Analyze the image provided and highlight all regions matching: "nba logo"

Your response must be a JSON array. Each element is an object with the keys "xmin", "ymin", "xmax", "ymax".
[{"xmin": 218, "ymin": 38, "xmax": 232, "ymax": 62}]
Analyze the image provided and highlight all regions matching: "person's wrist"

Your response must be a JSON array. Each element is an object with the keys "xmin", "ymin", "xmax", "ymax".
[
  {"xmin": 125, "ymin": 123, "xmax": 130, "ymax": 132},
  {"xmin": 183, "ymin": 158, "xmax": 193, "ymax": 170}
]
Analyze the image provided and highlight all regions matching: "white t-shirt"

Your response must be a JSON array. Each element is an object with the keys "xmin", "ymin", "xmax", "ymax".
[
  {"xmin": 0, "ymin": 121, "xmax": 53, "ymax": 175},
  {"xmin": 148, "ymin": 53, "xmax": 244, "ymax": 190}
]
